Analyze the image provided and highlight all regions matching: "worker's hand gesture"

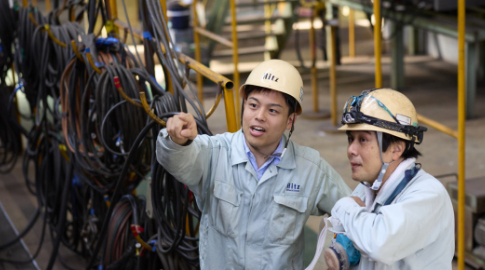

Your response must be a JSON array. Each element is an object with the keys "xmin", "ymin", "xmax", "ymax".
[{"xmin": 166, "ymin": 112, "xmax": 198, "ymax": 145}]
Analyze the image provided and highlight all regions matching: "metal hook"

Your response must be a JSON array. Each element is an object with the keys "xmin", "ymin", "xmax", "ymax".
[{"xmin": 140, "ymin": 92, "xmax": 166, "ymax": 126}]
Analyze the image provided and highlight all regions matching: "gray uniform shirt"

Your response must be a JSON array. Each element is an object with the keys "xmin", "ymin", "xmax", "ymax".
[{"xmin": 156, "ymin": 129, "xmax": 351, "ymax": 270}]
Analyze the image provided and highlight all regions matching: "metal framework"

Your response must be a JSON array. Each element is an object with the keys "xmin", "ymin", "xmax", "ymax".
[{"xmin": 111, "ymin": 0, "xmax": 238, "ymax": 132}]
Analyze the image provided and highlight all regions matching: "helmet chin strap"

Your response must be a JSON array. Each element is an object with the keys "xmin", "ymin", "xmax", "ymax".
[
  {"xmin": 361, "ymin": 132, "xmax": 394, "ymax": 191},
  {"xmin": 280, "ymin": 112, "xmax": 296, "ymax": 159}
]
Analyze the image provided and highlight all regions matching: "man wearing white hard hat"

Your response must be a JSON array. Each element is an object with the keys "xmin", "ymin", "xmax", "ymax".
[
  {"xmin": 156, "ymin": 59, "xmax": 351, "ymax": 269},
  {"xmin": 322, "ymin": 88, "xmax": 454, "ymax": 270}
]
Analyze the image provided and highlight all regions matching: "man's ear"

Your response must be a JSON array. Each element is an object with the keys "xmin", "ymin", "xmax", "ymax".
[
  {"xmin": 391, "ymin": 140, "xmax": 406, "ymax": 160},
  {"xmin": 286, "ymin": 113, "xmax": 296, "ymax": 130}
]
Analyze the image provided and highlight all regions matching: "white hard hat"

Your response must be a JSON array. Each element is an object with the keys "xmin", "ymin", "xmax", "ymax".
[
  {"xmin": 339, "ymin": 88, "xmax": 427, "ymax": 143},
  {"xmin": 240, "ymin": 59, "xmax": 304, "ymax": 114}
]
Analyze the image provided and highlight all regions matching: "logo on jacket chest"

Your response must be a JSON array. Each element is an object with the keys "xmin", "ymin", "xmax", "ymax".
[{"xmin": 286, "ymin": 183, "xmax": 300, "ymax": 192}]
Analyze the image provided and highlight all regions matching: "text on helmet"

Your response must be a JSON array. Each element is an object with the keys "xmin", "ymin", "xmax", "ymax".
[{"xmin": 262, "ymin": 73, "xmax": 279, "ymax": 82}]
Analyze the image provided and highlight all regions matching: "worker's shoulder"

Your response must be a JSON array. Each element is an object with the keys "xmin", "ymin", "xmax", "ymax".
[
  {"xmin": 407, "ymin": 168, "xmax": 450, "ymax": 198},
  {"xmin": 291, "ymin": 142, "xmax": 328, "ymax": 168}
]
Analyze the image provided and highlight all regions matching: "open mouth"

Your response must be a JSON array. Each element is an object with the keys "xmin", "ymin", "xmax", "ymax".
[
  {"xmin": 350, "ymin": 162, "xmax": 361, "ymax": 169},
  {"xmin": 249, "ymin": 126, "xmax": 266, "ymax": 136}
]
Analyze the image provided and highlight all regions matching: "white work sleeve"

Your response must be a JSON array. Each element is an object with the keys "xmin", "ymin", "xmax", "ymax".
[{"xmin": 331, "ymin": 188, "xmax": 446, "ymax": 265}]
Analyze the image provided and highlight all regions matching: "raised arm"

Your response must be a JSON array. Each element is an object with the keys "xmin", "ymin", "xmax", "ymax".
[{"xmin": 156, "ymin": 112, "xmax": 211, "ymax": 188}]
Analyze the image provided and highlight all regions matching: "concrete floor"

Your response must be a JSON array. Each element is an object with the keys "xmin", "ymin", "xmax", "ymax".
[{"xmin": 1, "ymin": 23, "xmax": 484, "ymax": 269}]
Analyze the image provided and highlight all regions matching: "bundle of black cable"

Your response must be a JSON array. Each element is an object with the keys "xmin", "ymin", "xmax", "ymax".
[
  {"xmin": 0, "ymin": 85, "xmax": 22, "ymax": 174},
  {"xmin": 0, "ymin": 0, "xmax": 21, "ymax": 173},
  {"xmin": 16, "ymin": 6, "xmax": 85, "ymax": 113},
  {"xmin": 103, "ymin": 194, "xmax": 144, "ymax": 269},
  {"xmin": 59, "ymin": 42, "xmax": 150, "ymax": 192}
]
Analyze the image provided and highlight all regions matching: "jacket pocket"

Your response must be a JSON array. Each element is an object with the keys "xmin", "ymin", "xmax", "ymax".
[
  {"xmin": 268, "ymin": 195, "xmax": 308, "ymax": 245},
  {"xmin": 210, "ymin": 180, "xmax": 241, "ymax": 237}
]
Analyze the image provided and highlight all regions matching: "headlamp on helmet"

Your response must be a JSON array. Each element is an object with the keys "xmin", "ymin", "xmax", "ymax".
[{"xmin": 340, "ymin": 89, "xmax": 427, "ymax": 145}]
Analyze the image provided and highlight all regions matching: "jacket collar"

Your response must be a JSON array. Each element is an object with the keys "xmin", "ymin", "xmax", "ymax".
[{"xmin": 230, "ymin": 130, "xmax": 296, "ymax": 170}]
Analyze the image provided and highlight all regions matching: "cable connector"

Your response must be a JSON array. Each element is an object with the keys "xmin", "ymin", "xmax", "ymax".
[
  {"xmin": 143, "ymin": 31, "xmax": 152, "ymax": 41},
  {"xmin": 113, "ymin": 76, "xmax": 121, "ymax": 89},
  {"xmin": 130, "ymin": 224, "xmax": 144, "ymax": 238}
]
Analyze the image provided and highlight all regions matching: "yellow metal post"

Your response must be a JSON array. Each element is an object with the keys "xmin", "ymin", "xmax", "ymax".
[
  {"xmin": 349, "ymin": 8, "xmax": 355, "ymax": 58},
  {"xmin": 310, "ymin": 9, "xmax": 318, "ymax": 113},
  {"xmin": 330, "ymin": 26, "xmax": 338, "ymax": 126},
  {"xmin": 108, "ymin": 0, "xmax": 119, "ymax": 35},
  {"xmin": 457, "ymin": 0, "xmax": 466, "ymax": 268},
  {"xmin": 192, "ymin": 0, "xmax": 204, "ymax": 103},
  {"xmin": 109, "ymin": 0, "xmax": 118, "ymax": 20},
  {"xmin": 46, "ymin": 0, "xmax": 51, "ymax": 12},
  {"xmin": 373, "ymin": 0, "xmax": 382, "ymax": 88},
  {"xmin": 223, "ymin": 85, "xmax": 238, "ymax": 133},
  {"xmin": 230, "ymin": 0, "xmax": 240, "ymax": 128},
  {"xmin": 160, "ymin": 0, "xmax": 174, "ymax": 95},
  {"xmin": 264, "ymin": 0, "xmax": 273, "ymax": 61}
]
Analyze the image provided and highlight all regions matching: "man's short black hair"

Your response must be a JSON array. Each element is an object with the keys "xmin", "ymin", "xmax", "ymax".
[
  {"xmin": 381, "ymin": 132, "xmax": 422, "ymax": 159},
  {"xmin": 243, "ymin": 85, "xmax": 298, "ymax": 116}
]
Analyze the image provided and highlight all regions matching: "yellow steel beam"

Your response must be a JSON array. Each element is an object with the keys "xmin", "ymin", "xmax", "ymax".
[
  {"xmin": 330, "ymin": 25, "xmax": 338, "ymax": 126},
  {"xmin": 349, "ymin": 8, "xmax": 355, "ymax": 58},
  {"xmin": 108, "ymin": 0, "xmax": 119, "ymax": 35},
  {"xmin": 417, "ymin": 114, "xmax": 458, "ymax": 138},
  {"xmin": 457, "ymin": 0, "xmax": 466, "ymax": 268},
  {"xmin": 310, "ymin": 8, "xmax": 318, "ymax": 113},
  {"xmin": 373, "ymin": 0, "xmax": 382, "ymax": 88},
  {"xmin": 230, "ymin": 0, "xmax": 241, "ymax": 128},
  {"xmin": 160, "ymin": 0, "xmax": 174, "ymax": 95},
  {"xmin": 192, "ymin": 0, "xmax": 204, "ymax": 103}
]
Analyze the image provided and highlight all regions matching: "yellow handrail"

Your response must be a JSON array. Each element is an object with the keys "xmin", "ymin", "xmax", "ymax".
[
  {"xmin": 417, "ymin": 114, "xmax": 458, "ymax": 138},
  {"xmin": 194, "ymin": 27, "xmax": 234, "ymax": 48},
  {"xmin": 349, "ymin": 8, "xmax": 355, "ymax": 58}
]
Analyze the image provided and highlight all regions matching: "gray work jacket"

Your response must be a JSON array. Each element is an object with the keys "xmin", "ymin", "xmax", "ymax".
[{"xmin": 156, "ymin": 129, "xmax": 351, "ymax": 270}]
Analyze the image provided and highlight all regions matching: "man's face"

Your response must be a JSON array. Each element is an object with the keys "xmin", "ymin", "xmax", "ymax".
[
  {"xmin": 242, "ymin": 90, "xmax": 295, "ymax": 155},
  {"xmin": 346, "ymin": 131, "xmax": 393, "ymax": 182}
]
